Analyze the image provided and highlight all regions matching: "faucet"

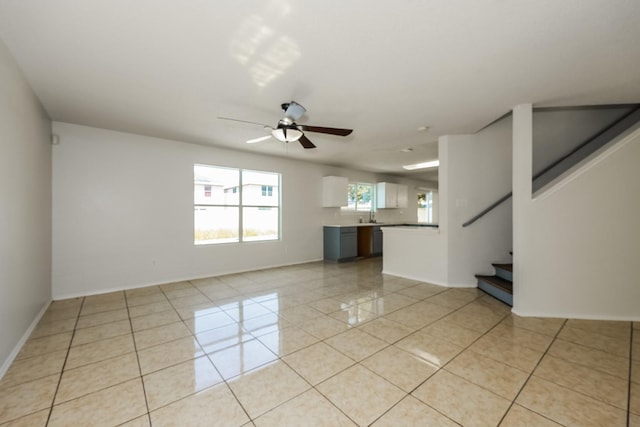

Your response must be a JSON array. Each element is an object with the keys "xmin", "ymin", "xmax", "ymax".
[{"xmin": 369, "ymin": 211, "xmax": 376, "ymax": 223}]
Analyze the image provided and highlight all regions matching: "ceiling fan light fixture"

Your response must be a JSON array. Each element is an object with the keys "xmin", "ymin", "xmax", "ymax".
[{"xmin": 272, "ymin": 127, "xmax": 303, "ymax": 142}]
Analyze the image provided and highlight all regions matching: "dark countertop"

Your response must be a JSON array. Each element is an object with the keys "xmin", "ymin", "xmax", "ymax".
[{"xmin": 323, "ymin": 223, "xmax": 438, "ymax": 228}]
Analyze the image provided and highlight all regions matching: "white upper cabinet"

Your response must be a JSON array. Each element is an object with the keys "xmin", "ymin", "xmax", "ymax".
[
  {"xmin": 377, "ymin": 182, "xmax": 408, "ymax": 208},
  {"xmin": 322, "ymin": 176, "xmax": 348, "ymax": 207},
  {"xmin": 377, "ymin": 182, "xmax": 397, "ymax": 208}
]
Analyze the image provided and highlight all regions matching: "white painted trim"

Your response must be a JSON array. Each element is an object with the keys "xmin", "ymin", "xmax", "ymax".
[
  {"xmin": 0, "ymin": 300, "xmax": 51, "ymax": 379},
  {"xmin": 511, "ymin": 308, "xmax": 640, "ymax": 322},
  {"xmin": 53, "ymin": 258, "xmax": 324, "ymax": 300},
  {"xmin": 381, "ymin": 270, "xmax": 475, "ymax": 288}
]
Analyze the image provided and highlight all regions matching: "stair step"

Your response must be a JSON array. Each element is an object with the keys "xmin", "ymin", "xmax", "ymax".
[
  {"xmin": 476, "ymin": 275, "xmax": 512, "ymax": 293},
  {"xmin": 492, "ymin": 263, "xmax": 513, "ymax": 281},
  {"xmin": 476, "ymin": 274, "xmax": 513, "ymax": 306},
  {"xmin": 492, "ymin": 263, "xmax": 512, "ymax": 272}
]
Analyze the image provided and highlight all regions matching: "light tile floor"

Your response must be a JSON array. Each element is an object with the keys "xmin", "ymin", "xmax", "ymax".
[{"xmin": 1, "ymin": 258, "xmax": 638, "ymax": 426}]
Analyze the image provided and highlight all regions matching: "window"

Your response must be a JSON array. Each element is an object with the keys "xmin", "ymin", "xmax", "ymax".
[
  {"xmin": 194, "ymin": 165, "xmax": 280, "ymax": 245},
  {"xmin": 346, "ymin": 183, "xmax": 374, "ymax": 212},
  {"xmin": 417, "ymin": 191, "xmax": 434, "ymax": 223}
]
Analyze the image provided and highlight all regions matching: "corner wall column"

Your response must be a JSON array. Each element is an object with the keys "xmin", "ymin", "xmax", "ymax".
[{"xmin": 512, "ymin": 104, "xmax": 532, "ymax": 311}]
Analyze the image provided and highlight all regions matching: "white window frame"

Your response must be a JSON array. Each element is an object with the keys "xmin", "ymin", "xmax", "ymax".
[
  {"xmin": 194, "ymin": 164, "xmax": 281, "ymax": 245},
  {"xmin": 343, "ymin": 182, "xmax": 375, "ymax": 212}
]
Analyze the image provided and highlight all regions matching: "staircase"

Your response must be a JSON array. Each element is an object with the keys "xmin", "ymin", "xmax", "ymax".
[{"xmin": 476, "ymin": 263, "xmax": 513, "ymax": 306}]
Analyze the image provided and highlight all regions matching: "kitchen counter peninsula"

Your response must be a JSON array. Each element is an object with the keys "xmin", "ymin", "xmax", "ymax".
[
  {"xmin": 381, "ymin": 225, "xmax": 447, "ymax": 285},
  {"xmin": 323, "ymin": 223, "xmax": 438, "ymax": 263}
]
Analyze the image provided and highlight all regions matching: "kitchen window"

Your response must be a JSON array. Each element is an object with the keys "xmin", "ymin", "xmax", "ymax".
[
  {"xmin": 345, "ymin": 182, "xmax": 374, "ymax": 212},
  {"xmin": 417, "ymin": 191, "xmax": 435, "ymax": 223},
  {"xmin": 194, "ymin": 164, "xmax": 280, "ymax": 245}
]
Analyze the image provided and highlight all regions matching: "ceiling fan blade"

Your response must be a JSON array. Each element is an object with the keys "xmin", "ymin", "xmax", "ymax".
[
  {"xmin": 246, "ymin": 135, "xmax": 272, "ymax": 144},
  {"xmin": 218, "ymin": 117, "xmax": 272, "ymax": 128},
  {"xmin": 297, "ymin": 125, "xmax": 353, "ymax": 136},
  {"xmin": 298, "ymin": 134, "xmax": 316, "ymax": 149},
  {"xmin": 283, "ymin": 101, "xmax": 306, "ymax": 120}
]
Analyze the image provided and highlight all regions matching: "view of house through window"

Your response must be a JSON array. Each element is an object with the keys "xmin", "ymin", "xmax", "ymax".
[
  {"xmin": 346, "ymin": 182, "xmax": 374, "ymax": 211},
  {"xmin": 194, "ymin": 164, "xmax": 280, "ymax": 245},
  {"xmin": 417, "ymin": 191, "xmax": 434, "ymax": 223}
]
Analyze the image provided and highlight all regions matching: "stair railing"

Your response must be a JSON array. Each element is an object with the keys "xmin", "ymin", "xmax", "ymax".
[
  {"xmin": 462, "ymin": 192, "xmax": 512, "ymax": 228},
  {"xmin": 462, "ymin": 105, "xmax": 640, "ymax": 228}
]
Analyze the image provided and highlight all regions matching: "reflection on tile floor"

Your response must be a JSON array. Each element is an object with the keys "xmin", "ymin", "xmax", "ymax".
[{"xmin": 0, "ymin": 258, "xmax": 637, "ymax": 426}]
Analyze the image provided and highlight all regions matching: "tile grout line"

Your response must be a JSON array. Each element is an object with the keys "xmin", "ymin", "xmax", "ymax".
[
  {"xmin": 392, "ymin": 298, "xmax": 512, "ymax": 426},
  {"xmin": 503, "ymin": 320, "xmax": 634, "ymax": 422},
  {"xmin": 203, "ymin": 273, "xmax": 388, "ymax": 424},
  {"xmin": 45, "ymin": 294, "xmax": 149, "ymax": 425},
  {"xmin": 183, "ymin": 278, "xmax": 256, "ymax": 424},
  {"xmin": 24, "ymin": 260, "xmax": 632, "ymax": 426},
  {"xmin": 494, "ymin": 318, "xmax": 569, "ymax": 426},
  {"xmin": 123, "ymin": 289, "xmax": 153, "ymax": 426},
  {"xmin": 269, "ymin": 282, "xmax": 410, "ymax": 427},
  {"xmin": 349, "ymin": 290, "xmax": 506, "ymax": 426},
  {"xmin": 45, "ymin": 296, "xmax": 85, "ymax": 427}
]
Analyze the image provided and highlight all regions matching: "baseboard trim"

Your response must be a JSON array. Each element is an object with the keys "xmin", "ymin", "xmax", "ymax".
[
  {"xmin": 511, "ymin": 307, "xmax": 640, "ymax": 322},
  {"xmin": 0, "ymin": 300, "xmax": 51, "ymax": 380},
  {"xmin": 52, "ymin": 258, "xmax": 325, "ymax": 300},
  {"xmin": 381, "ymin": 270, "xmax": 476, "ymax": 288}
]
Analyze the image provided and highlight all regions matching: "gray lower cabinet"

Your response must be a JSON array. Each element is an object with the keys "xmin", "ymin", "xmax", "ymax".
[
  {"xmin": 372, "ymin": 226, "xmax": 382, "ymax": 256},
  {"xmin": 323, "ymin": 226, "xmax": 357, "ymax": 262}
]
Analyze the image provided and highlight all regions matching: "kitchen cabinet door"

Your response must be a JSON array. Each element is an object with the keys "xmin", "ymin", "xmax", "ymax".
[
  {"xmin": 376, "ymin": 182, "xmax": 398, "ymax": 208},
  {"xmin": 372, "ymin": 226, "xmax": 383, "ymax": 255},
  {"xmin": 323, "ymin": 226, "xmax": 357, "ymax": 262}
]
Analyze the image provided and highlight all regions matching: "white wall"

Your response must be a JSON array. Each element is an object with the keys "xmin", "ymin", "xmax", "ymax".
[
  {"xmin": 382, "ymin": 227, "xmax": 447, "ymax": 285},
  {"xmin": 440, "ymin": 116, "xmax": 513, "ymax": 287},
  {"xmin": 0, "ymin": 40, "xmax": 52, "ymax": 375},
  {"xmin": 52, "ymin": 122, "xmax": 428, "ymax": 298},
  {"xmin": 385, "ymin": 117, "xmax": 513, "ymax": 289},
  {"xmin": 514, "ymin": 114, "xmax": 640, "ymax": 320},
  {"xmin": 532, "ymin": 106, "xmax": 634, "ymax": 176}
]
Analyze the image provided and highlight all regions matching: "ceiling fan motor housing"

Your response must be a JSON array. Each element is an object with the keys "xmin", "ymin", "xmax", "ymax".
[{"xmin": 282, "ymin": 101, "xmax": 306, "ymax": 120}]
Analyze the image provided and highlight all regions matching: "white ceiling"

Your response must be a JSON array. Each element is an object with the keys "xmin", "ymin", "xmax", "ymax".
[{"xmin": 1, "ymin": 1, "xmax": 639, "ymax": 182}]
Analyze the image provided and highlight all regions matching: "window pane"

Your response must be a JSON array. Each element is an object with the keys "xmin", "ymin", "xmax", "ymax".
[
  {"xmin": 242, "ymin": 170, "xmax": 279, "ymax": 206},
  {"xmin": 194, "ymin": 165, "xmax": 239, "ymax": 205},
  {"xmin": 243, "ymin": 207, "xmax": 279, "ymax": 241},
  {"xmin": 194, "ymin": 206, "xmax": 239, "ymax": 244},
  {"xmin": 356, "ymin": 184, "xmax": 373, "ymax": 211},
  {"xmin": 347, "ymin": 184, "xmax": 357, "ymax": 210}
]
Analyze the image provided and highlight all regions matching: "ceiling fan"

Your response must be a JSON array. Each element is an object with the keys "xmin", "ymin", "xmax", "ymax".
[{"xmin": 218, "ymin": 101, "xmax": 353, "ymax": 149}]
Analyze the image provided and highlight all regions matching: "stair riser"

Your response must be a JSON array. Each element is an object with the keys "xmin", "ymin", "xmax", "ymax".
[
  {"xmin": 494, "ymin": 267, "xmax": 513, "ymax": 282},
  {"xmin": 478, "ymin": 280, "xmax": 513, "ymax": 306}
]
